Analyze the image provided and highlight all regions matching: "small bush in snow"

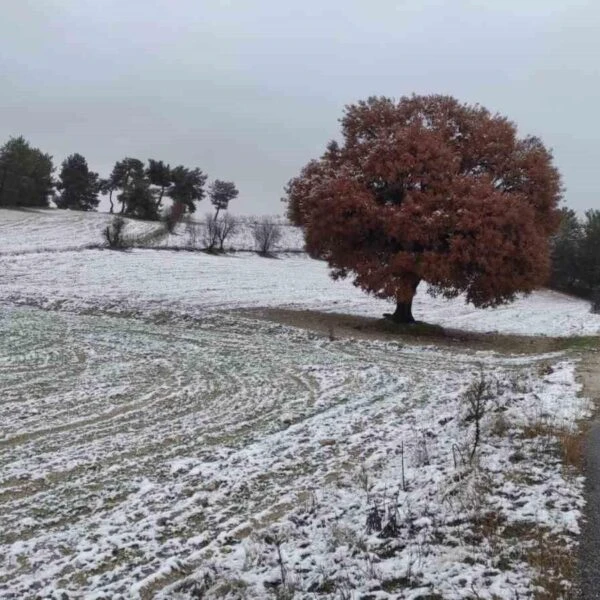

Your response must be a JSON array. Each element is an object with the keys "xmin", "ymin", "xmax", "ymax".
[
  {"xmin": 185, "ymin": 218, "xmax": 201, "ymax": 248},
  {"xmin": 203, "ymin": 212, "xmax": 219, "ymax": 252},
  {"xmin": 204, "ymin": 212, "xmax": 238, "ymax": 252},
  {"xmin": 103, "ymin": 215, "xmax": 128, "ymax": 249},
  {"xmin": 252, "ymin": 216, "xmax": 282, "ymax": 256},
  {"xmin": 462, "ymin": 368, "xmax": 495, "ymax": 463}
]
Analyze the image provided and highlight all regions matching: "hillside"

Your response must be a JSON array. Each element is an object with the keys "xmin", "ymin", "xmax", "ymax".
[
  {"xmin": 0, "ymin": 208, "xmax": 304, "ymax": 254},
  {"xmin": 1, "ymin": 208, "xmax": 599, "ymax": 337}
]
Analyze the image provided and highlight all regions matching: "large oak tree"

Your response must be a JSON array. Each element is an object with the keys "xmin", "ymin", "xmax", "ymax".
[{"xmin": 285, "ymin": 95, "xmax": 562, "ymax": 323}]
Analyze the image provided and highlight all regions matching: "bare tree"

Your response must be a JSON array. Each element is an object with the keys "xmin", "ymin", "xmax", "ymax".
[
  {"xmin": 185, "ymin": 216, "xmax": 201, "ymax": 248},
  {"xmin": 203, "ymin": 212, "xmax": 220, "ymax": 252},
  {"xmin": 216, "ymin": 212, "xmax": 238, "ymax": 251},
  {"xmin": 203, "ymin": 212, "xmax": 239, "ymax": 252},
  {"xmin": 252, "ymin": 216, "xmax": 282, "ymax": 256}
]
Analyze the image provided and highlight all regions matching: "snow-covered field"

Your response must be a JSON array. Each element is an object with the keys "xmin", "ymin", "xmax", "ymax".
[
  {"xmin": 1, "ymin": 248, "xmax": 600, "ymax": 338},
  {"xmin": 0, "ymin": 306, "xmax": 592, "ymax": 599},
  {"xmin": 1, "ymin": 207, "xmax": 599, "ymax": 337},
  {"xmin": 0, "ymin": 208, "xmax": 304, "ymax": 254},
  {"xmin": 0, "ymin": 209, "xmax": 597, "ymax": 598}
]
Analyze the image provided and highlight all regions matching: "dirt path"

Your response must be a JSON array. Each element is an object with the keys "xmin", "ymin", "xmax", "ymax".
[
  {"xmin": 578, "ymin": 348, "xmax": 600, "ymax": 599},
  {"xmin": 241, "ymin": 306, "xmax": 596, "ymax": 354}
]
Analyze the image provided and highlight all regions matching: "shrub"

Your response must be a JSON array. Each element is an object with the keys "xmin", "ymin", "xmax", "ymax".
[
  {"xmin": 203, "ymin": 212, "xmax": 220, "ymax": 252},
  {"xmin": 185, "ymin": 217, "xmax": 201, "ymax": 248},
  {"xmin": 252, "ymin": 217, "xmax": 282, "ymax": 256},
  {"xmin": 103, "ymin": 215, "xmax": 128, "ymax": 249},
  {"xmin": 204, "ymin": 212, "xmax": 238, "ymax": 252},
  {"xmin": 215, "ymin": 212, "xmax": 238, "ymax": 251}
]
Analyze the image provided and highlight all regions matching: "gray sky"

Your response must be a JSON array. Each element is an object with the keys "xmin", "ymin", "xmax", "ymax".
[{"xmin": 1, "ymin": 0, "xmax": 598, "ymax": 215}]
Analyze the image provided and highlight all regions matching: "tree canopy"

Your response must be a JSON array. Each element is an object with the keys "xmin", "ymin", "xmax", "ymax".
[
  {"xmin": 56, "ymin": 153, "xmax": 100, "ymax": 211},
  {"xmin": 550, "ymin": 209, "xmax": 600, "ymax": 305},
  {"xmin": 209, "ymin": 179, "xmax": 239, "ymax": 216},
  {"xmin": 109, "ymin": 158, "xmax": 158, "ymax": 220},
  {"xmin": 0, "ymin": 136, "xmax": 54, "ymax": 208},
  {"xmin": 168, "ymin": 166, "xmax": 207, "ymax": 214},
  {"xmin": 285, "ymin": 95, "xmax": 562, "ymax": 322},
  {"xmin": 146, "ymin": 159, "xmax": 172, "ymax": 211}
]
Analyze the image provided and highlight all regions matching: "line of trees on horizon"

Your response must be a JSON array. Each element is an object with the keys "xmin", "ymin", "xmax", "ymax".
[
  {"xmin": 0, "ymin": 135, "xmax": 239, "ymax": 223},
  {"xmin": 2, "ymin": 134, "xmax": 599, "ymax": 307},
  {"xmin": 550, "ymin": 208, "xmax": 600, "ymax": 309}
]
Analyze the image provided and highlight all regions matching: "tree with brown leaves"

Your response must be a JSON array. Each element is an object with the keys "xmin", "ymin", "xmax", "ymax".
[{"xmin": 285, "ymin": 95, "xmax": 562, "ymax": 323}]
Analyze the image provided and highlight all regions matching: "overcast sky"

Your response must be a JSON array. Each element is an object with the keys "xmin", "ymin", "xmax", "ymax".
[{"xmin": 1, "ymin": 0, "xmax": 598, "ymax": 215}]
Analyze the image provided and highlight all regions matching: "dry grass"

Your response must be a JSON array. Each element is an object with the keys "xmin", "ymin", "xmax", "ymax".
[
  {"xmin": 513, "ymin": 417, "xmax": 587, "ymax": 597},
  {"xmin": 521, "ymin": 419, "xmax": 588, "ymax": 473},
  {"xmin": 528, "ymin": 530, "xmax": 578, "ymax": 600},
  {"xmin": 558, "ymin": 429, "xmax": 586, "ymax": 469}
]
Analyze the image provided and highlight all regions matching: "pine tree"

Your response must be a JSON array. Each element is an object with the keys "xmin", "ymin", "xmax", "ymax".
[
  {"xmin": 580, "ymin": 210, "xmax": 600, "ymax": 294},
  {"xmin": 125, "ymin": 177, "xmax": 157, "ymax": 220},
  {"xmin": 146, "ymin": 159, "xmax": 171, "ymax": 211},
  {"xmin": 109, "ymin": 158, "xmax": 158, "ymax": 220},
  {"xmin": 209, "ymin": 179, "xmax": 239, "ymax": 218},
  {"xmin": 205, "ymin": 180, "xmax": 239, "ymax": 250},
  {"xmin": 0, "ymin": 136, "xmax": 54, "ymax": 207},
  {"xmin": 168, "ymin": 166, "xmax": 207, "ymax": 214},
  {"xmin": 98, "ymin": 178, "xmax": 116, "ymax": 213},
  {"xmin": 549, "ymin": 209, "xmax": 583, "ymax": 294},
  {"xmin": 55, "ymin": 153, "xmax": 100, "ymax": 211}
]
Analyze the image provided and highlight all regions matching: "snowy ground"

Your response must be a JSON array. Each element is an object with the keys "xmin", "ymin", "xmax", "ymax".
[
  {"xmin": 0, "ymin": 209, "xmax": 597, "ymax": 598},
  {"xmin": 1, "ymin": 248, "xmax": 600, "ymax": 338},
  {"xmin": 1, "ymin": 208, "xmax": 599, "ymax": 337},
  {"xmin": 0, "ymin": 208, "xmax": 303, "ymax": 254},
  {"xmin": 0, "ymin": 306, "xmax": 592, "ymax": 599}
]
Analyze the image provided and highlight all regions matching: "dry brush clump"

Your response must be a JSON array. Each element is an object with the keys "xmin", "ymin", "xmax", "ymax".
[
  {"xmin": 204, "ymin": 212, "xmax": 239, "ymax": 252},
  {"xmin": 252, "ymin": 217, "xmax": 282, "ymax": 256},
  {"xmin": 528, "ymin": 530, "xmax": 578, "ymax": 600},
  {"xmin": 103, "ymin": 215, "xmax": 128, "ymax": 249}
]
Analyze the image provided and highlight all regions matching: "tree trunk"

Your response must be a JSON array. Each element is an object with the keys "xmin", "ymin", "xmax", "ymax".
[
  {"xmin": 108, "ymin": 190, "xmax": 114, "ymax": 214},
  {"xmin": 391, "ymin": 298, "xmax": 415, "ymax": 323},
  {"xmin": 156, "ymin": 186, "xmax": 165, "ymax": 210},
  {"xmin": 0, "ymin": 166, "xmax": 7, "ymax": 205},
  {"xmin": 385, "ymin": 280, "xmax": 420, "ymax": 324}
]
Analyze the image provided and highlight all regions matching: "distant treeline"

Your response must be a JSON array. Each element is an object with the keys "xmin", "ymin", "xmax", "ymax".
[
  {"xmin": 0, "ymin": 136, "xmax": 238, "ymax": 220},
  {"xmin": 550, "ymin": 209, "xmax": 600, "ymax": 305},
  {"xmin": 2, "ymin": 136, "xmax": 599, "ymax": 304}
]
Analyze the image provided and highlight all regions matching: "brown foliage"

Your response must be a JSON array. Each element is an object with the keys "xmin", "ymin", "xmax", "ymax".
[{"xmin": 285, "ymin": 95, "xmax": 562, "ymax": 315}]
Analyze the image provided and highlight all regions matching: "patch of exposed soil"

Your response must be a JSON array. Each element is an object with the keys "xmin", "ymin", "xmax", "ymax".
[
  {"xmin": 241, "ymin": 307, "xmax": 600, "ymax": 355},
  {"xmin": 578, "ymin": 349, "xmax": 600, "ymax": 599}
]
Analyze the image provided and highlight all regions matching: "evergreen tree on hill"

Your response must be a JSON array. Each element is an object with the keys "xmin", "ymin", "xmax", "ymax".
[
  {"xmin": 209, "ymin": 179, "xmax": 239, "ymax": 218},
  {"xmin": 549, "ymin": 208, "xmax": 583, "ymax": 294},
  {"xmin": 0, "ymin": 136, "xmax": 54, "ymax": 208},
  {"xmin": 109, "ymin": 158, "xmax": 159, "ymax": 220},
  {"xmin": 55, "ymin": 153, "xmax": 100, "ymax": 211},
  {"xmin": 580, "ymin": 210, "xmax": 600, "ymax": 293},
  {"xmin": 168, "ymin": 166, "xmax": 207, "ymax": 214},
  {"xmin": 146, "ymin": 159, "xmax": 172, "ymax": 212}
]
